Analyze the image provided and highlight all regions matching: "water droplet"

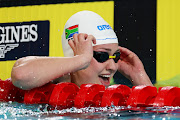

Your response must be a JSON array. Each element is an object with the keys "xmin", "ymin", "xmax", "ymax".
[
  {"xmin": 0, "ymin": 89, "xmax": 4, "ymax": 92},
  {"xmin": 3, "ymin": 114, "xmax": 7, "ymax": 119},
  {"xmin": 111, "ymin": 104, "xmax": 115, "ymax": 108},
  {"xmin": 130, "ymin": 13, "xmax": 133, "ymax": 17},
  {"xmin": 140, "ymin": 73, "xmax": 143, "ymax": 77}
]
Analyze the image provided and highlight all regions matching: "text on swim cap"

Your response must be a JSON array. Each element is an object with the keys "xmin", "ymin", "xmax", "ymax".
[{"xmin": 97, "ymin": 25, "xmax": 112, "ymax": 31}]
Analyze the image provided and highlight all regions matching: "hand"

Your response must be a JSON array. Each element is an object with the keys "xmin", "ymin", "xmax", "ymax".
[
  {"xmin": 68, "ymin": 33, "xmax": 96, "ymax": 68},
  {"xmin": 117, "ymin": 46, "xmax": 153, "ymax": 86}
]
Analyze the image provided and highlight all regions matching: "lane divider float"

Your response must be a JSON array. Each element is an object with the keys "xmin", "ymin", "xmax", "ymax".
[{"xmin": 0, "ymin": 79, "xmax": 180, "ymax": 108}]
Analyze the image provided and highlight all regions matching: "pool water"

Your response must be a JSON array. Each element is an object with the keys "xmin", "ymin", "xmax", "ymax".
[{"xmin": 0, "ymin": 102, "xmax": 180, "ymax": 120}]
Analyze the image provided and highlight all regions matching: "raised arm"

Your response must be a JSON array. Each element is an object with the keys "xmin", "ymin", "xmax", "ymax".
[
  {"xmin": 11, "ymin": 33, "xmax": 96, "ymax": 90},
  {"xmin": 117, "ymin": 46, "xmax": 153, "ymax": 86}
]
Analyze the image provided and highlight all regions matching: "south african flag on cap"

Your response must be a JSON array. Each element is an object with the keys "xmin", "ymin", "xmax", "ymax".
[{"xmin": 65, "ymin": 24, "xmax": 79, "ymax": 40}]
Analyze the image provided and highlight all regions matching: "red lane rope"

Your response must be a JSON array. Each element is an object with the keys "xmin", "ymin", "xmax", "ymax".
[{"xmin": 0, "ymin": 79, "xmax": 180, "ymax": 108}]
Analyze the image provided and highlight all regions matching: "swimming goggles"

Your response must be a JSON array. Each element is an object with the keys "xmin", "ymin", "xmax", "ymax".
[{"xmin": 93, "ymin": 51, "xmax": 121, "ymax": 63}]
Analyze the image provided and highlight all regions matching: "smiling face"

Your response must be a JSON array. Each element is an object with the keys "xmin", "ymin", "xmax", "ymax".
[{"xmin": 71, "ymin": 43, "xmax": 119, "ymax": 87}]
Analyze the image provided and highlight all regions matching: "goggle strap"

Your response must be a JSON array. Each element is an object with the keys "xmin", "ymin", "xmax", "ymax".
[{"xmin": 109, "ymin": 56, "xmax": 116, "ymax": 59}]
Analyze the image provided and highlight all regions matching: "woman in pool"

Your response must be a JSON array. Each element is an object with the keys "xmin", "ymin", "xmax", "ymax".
[{"xmin": 11, "ymin": 11, "xmax": 153, "ymax": 90}]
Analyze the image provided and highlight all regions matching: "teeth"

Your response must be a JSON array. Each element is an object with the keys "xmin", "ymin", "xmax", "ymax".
[{"xmin": 100, "ymin": 75, "xmax": 110, "ymax": 78}]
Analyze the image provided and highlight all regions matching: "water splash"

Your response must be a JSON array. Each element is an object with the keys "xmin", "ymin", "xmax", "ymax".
[{"xmin": 0, "ymin": 102, "xmax": 180, "ymax": 119}]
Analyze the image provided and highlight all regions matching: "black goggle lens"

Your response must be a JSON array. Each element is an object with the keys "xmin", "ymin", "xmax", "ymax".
[
  {"xmin": 113, "ymin": 52, "xmax": 120, "ymax": 63},
  {"xmin": 93, "ymin": 51, "xmax": 120, "ymax": 63}
]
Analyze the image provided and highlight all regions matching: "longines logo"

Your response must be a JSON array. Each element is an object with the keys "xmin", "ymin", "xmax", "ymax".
[
  {"xmin": 0, "ymin": 21, "xmax": 49, "ymax": 61},
  {"xmin": 0, "ymin": 44, "xmax": 19, "ymax": 58}
]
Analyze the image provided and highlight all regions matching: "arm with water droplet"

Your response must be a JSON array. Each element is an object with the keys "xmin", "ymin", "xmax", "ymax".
[
  {"xmin": 11, "ymin": 34, "xmax": 96, "ymax": 90},
  {"xmin": 117, "ymin": 46, "xmax": 153, "ymax": 86}
]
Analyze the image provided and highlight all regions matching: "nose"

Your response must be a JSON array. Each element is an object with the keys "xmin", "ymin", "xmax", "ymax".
[{"xmin": 106, "ymin": 59, "xmax": 118, "ymax": 72}]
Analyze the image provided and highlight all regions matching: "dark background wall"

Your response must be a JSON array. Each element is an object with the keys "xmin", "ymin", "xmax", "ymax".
[
  {"xmin": 114, "ymin": 0, "xmax": 156, "ymax": 87},
  {"xmin": 0, "ymin": 0, "xmax": 156, "ymax": 86}
]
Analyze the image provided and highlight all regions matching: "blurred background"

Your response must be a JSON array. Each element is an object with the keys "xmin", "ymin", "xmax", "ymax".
[{"xmin": 0, "ymin": 0, "xmax": 179, "ymax": 87}]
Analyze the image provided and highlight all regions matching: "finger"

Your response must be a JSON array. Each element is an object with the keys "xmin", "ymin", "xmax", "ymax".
[
  {"xmin": 78, "ymin": 33, "xmax": 88, "ymax": 42},
  {"xmin": 86, "ymin": 35, "xmax": 96, "ymax": 44},
  {"xmin": 68, "ymin": 39, "xmax": 75, "ymax": 51},
  {"xmin": 73, "ymin": 33, "xmax": 79, "ymax": 44},
  {"xmin": 119, "ymin": 46, "xmax": 133, "ymax": 55},
  {"xmin": 119, "ymin": 47, "xmax": 141, "ymax": 65},
  {"xmin": 118, "ymin": 46, "xmax": 134, "ymax": 59}
]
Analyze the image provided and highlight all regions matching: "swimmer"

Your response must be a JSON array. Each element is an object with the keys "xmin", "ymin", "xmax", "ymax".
[{"xmin": 11, "ymin": 10, "xmax": 153, "ymax": 90}]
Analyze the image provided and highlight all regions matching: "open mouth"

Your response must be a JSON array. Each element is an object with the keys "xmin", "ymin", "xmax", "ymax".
[{"xmin": 99, "ymin": 74, "xmax": 111, "ymax": 86}]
